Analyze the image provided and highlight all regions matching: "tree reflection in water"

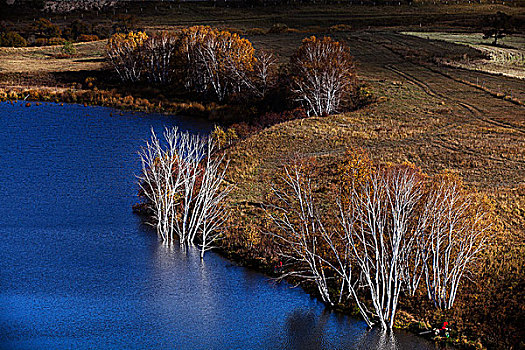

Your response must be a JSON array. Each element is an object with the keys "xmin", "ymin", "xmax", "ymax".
[{"xmin": 283, "ymin": 308, "xmax": 405, "ymax": 350}]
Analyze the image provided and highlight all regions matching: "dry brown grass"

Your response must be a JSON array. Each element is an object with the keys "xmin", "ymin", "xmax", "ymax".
[{"xmin": 0, "ymin": 40, "xmax": 106, "ymax": 75}]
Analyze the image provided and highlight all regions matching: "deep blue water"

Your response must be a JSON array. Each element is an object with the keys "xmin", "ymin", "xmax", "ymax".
[{"xmin": 0, "ymin": 102, "xmax": 437, "ymax": 349}]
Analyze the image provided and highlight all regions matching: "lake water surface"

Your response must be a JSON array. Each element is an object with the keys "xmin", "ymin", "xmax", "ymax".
[{"xmin": 0, "ymin": 102, "xmax": 437, "ymax": 349}]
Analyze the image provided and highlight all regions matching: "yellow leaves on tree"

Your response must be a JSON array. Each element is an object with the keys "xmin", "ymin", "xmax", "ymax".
[
  {"xmin": 106, "ymin": 31, "xmax": 148, "ymax": 83},
  {"xmin": 181, "ymin": 26, "xmax": 256, "ymax": 101},
  {"xmin": 338, "ymin": 148, "xmax": 372, "ymax": 203},
  {"xmin": 108, "ymin": 31, "xmax": 148, "ymax": 51}
]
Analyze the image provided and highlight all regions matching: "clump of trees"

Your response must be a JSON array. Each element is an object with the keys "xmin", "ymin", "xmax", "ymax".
[
  {"xmin": 0, "ymin": 31, "xmax": 27, "ymax": 47},
  {"xmin": 181, "ymin": 26, "xmax": 256, "ymax": 101},
  {"xmin": 266, "ymin": 151, "xmax": 493, "ymax": 329},
  {"xmin": 106, "ymin": 31, "xmax": 148, "ymax": 83},
  {"xmin": 136, "ymin": 127, "xmax": 231, "ymax": 258},
  {"xmin": 106, "ymin": 27, "xmax": 279, "ymax": 103},
  {"xmin": 290, "ymin": 36, "xmax": 357, "ymax": 116},
  {"xmin": 143, "ymin": 31, "xmax": 180, "ymax": 85},
  {"xmin": 0, "ymin": 18, "xmax": 111, "ymax": 48},
  {"xmin": 106, "ymin": 28, "xmax": 361, "ymax": 117}
]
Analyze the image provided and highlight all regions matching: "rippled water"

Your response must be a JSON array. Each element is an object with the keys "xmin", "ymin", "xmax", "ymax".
[{"xmin": 0, "ymin": 102, "xmax": 437, "ymax": 349}]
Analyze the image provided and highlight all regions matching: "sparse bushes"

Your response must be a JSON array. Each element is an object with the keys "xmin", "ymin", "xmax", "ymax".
[
  {"xmin": 0, "ymin": 31, "xmax": 28, "ymax": 47},
  {"xmin": 290, "ymin": 36, "xmax": 357, "ymax": 116}
]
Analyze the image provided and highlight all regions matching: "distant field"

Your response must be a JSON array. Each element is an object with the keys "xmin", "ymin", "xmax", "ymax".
[
  {"xmin": 403, "ymin": 31, "xmax": 525, "ymax": 50},
  {"xmin": 0, "ymin": 41, "xmax": 105, "ymax": 75},
  {"xmin": 403, "ymin": 31, "xmax": 525, "ymax": 78}
]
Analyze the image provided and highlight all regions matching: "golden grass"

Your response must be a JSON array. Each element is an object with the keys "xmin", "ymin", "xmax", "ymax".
[
  {"xmin": 0, "ymin": 41, "xmax": 106, "ymax": 74},
  {"xmin": 402, "ymin": 31, "xmax": 525, "ymax": 79}
]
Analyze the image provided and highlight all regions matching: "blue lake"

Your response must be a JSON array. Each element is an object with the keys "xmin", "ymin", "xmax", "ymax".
[{"xmin": 0, "ymin": 102, "xmax": 437, "ymax": 349}]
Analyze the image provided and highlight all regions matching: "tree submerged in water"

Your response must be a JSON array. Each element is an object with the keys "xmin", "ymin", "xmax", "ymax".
[{"xmin": 136, "ymin": 127, "xmax": 231, "ymax": 258}]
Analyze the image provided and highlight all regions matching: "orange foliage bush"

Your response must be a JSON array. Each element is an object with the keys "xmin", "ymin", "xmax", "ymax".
[{"xmin": 77, "ymin": 34, "xmax": 99, "ymax": 42}]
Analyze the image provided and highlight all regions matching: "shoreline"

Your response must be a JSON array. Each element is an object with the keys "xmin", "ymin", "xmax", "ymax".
[
  {"xmin": 0, "ymin": 86, "xmax": 217, "ymax": 119},
  {"xmin": 0, "ymin": 88, "xmax": 501, "ymax": 350}
]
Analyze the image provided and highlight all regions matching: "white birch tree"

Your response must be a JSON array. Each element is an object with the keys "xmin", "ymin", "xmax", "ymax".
[
  {"xmin": 421, "ymin": 178, "xmax": 491, "ymax": 309},
  {"xmin": 339, "ymin": 166, "xmax": 425, "ymax": 329},
  {"xmin": 106, "ymin": 31, "xmax": 148, "ymax": 83},
  {"xmin": 266, "ymin": 164, "xmax": 334, "ymax": 305},
  {"xmin": 137, "ymin": 127, "xmax": 230, "ymax": 257},
  {"xmin": 143, "ymin": 31, "xmax": 179, "ymax": 85},
  {"xmin": 290, "ymin": 36, "xmax": 356, "ymax": 116}
]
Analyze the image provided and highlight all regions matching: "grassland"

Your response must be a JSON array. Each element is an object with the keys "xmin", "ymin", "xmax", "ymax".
[
  {"xmin": 403, "ymin": 31, "xmax": 525, "ymax": 78},
  {"xmin": 1, "ymin": 3, "xmax": 524, "ymax": 348}
]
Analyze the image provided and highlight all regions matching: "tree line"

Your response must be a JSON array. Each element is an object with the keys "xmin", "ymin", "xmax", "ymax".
[{"xmin": 106, "ymin": 27, "xmax": 360, "ymax": 117}]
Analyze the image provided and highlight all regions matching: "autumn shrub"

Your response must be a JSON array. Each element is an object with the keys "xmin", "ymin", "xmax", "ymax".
[
  {"xmin": 0, "ymin": 31, "xmax": 27, "ymax": 47},
  {"xmin": 330, "ymin": 24, "xmax": 352, "ymax": 32},
  {"xmin": 60, "ymin": 41, "xmax": 76, "ymax": 57},
  {"xmin": 290, "ymin": 36, "xmax": 357, "ymax": 116},
  {"xmin": 48, "ymin": 37, "xmax": 66, "ymax": 45},
  {"xmin": 211, "ymin": 125, "xmax": 238, "ymax": 149},
  {"xmin": 34, "ymin": 38, "xmax": 48, "ymax": 46},
  {"xmin": 33, "ymin": 18, "xmax": 61, "ymax": 39}
]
